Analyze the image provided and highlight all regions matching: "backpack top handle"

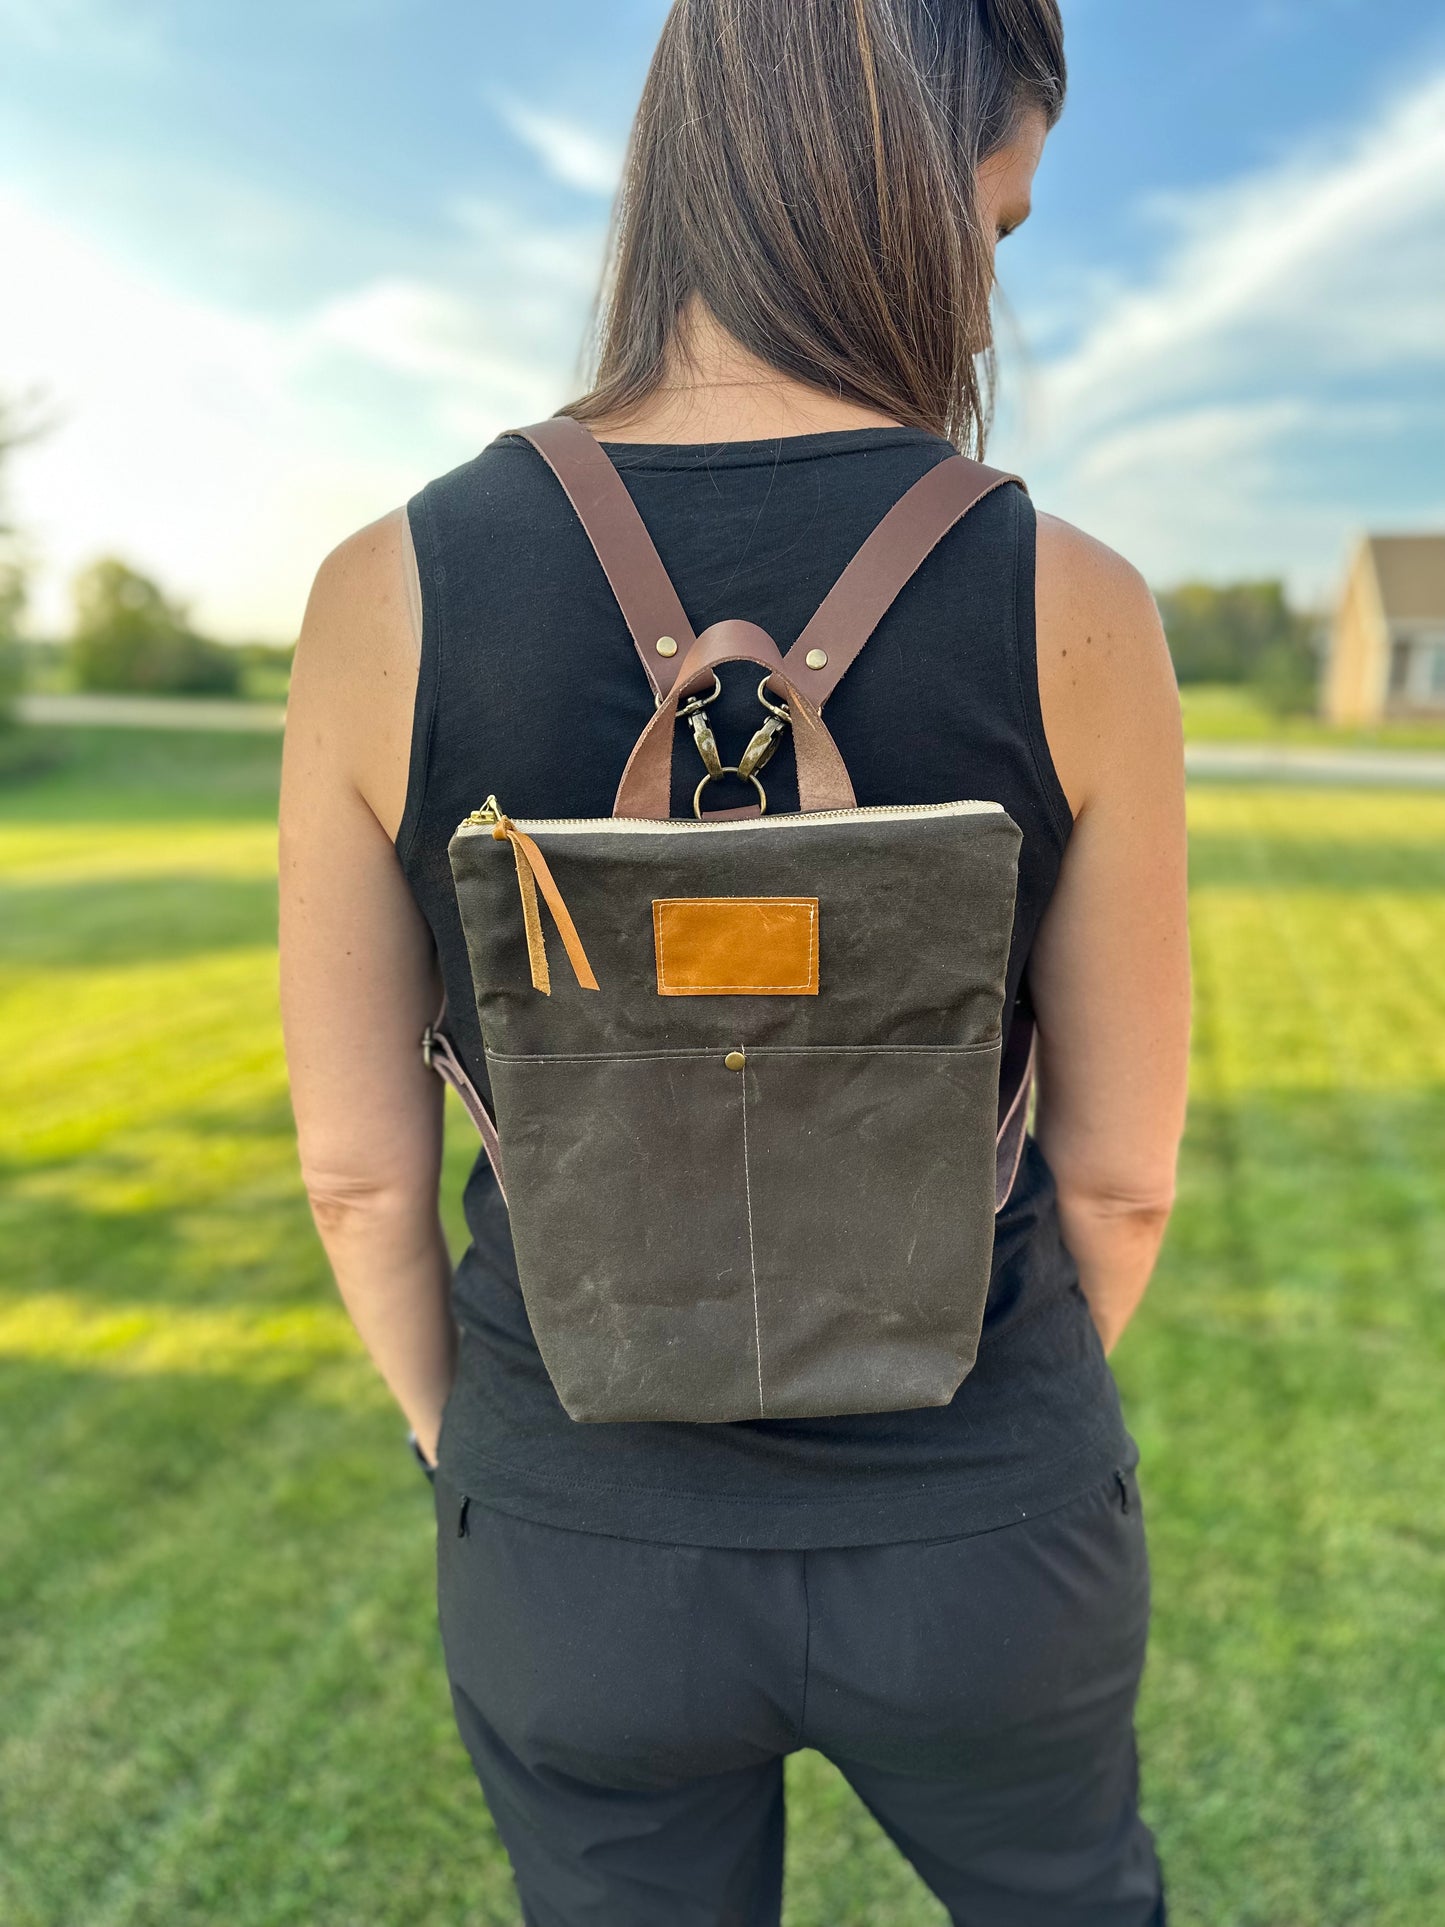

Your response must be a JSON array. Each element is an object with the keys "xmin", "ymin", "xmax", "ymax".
[{"xmin": 611, "ymin": 618, "xmax": 857, "ymax": 820}]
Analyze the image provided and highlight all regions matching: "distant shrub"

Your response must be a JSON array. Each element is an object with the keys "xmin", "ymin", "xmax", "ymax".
[
  {"xmin": 233, "ymin": 638, "xmax": 295, "ymax": 702},
  {"xmin": 234, "ymin": 639, "xmax": 295, "ymax": 675},
  {"xmin": 69, "ymin": 558, "xmax": 242, "ymax": 696},
  {"xmin": 1157, "ymin": 577, "xmax": 1322, "ymax": 715},
  {"xmin": 1253, "ymin": 632, "xmax": 1323, "ymax": 719},
  {"xmin": 1, "ymin": 388, "xmax": 68, "ymax": 773},
  {"xmin": 0, "ymin": 558, "xmax": 27, "ymax": 729}
]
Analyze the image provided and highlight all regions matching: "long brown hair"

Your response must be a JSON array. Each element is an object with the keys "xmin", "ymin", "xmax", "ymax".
[{"xmin": 563, "ymin": 0, "xmax": 1065, "ymax": 455}]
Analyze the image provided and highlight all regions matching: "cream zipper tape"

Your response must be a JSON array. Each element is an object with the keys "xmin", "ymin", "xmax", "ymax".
[{"xmin": 454, "ymin": 797, "xmax": 1007, "ymax": 840}]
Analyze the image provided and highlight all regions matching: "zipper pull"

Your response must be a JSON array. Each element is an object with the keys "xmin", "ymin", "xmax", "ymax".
[
  {"xmin": 459, "ymin": 794, "xmax": 503, "ymax": 831},
  {"xmin": 489, "ymin": 808, "xmax": 601, "ymax": 997}
]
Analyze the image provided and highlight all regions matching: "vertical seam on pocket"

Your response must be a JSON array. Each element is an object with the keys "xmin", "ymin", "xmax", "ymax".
[{"xmin": 740, "ymin": 1070, "xmax": 765, "ymax": 1417}]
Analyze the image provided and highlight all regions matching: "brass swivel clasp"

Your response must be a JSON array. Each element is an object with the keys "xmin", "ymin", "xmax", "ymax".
[{"xmin": 687, "ymin": 675, "xmax": 793, "ymax": 818}]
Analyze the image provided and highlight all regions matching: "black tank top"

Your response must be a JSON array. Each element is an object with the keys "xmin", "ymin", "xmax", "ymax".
[{"xmin": 400, "ymin": 425, "xmax": 1136, "ymax": 1548}]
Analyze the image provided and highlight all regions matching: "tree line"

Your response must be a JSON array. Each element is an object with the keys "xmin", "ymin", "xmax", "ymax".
[
  {"xmin": 64, "ymin": 557, "xmax": 296, "ymax": 698},
  {"xmin": 2, "ymin": 393, "xmax": 1320, "ymax": 714},
  {"xmin": 20, "ymin": 554, "xmax": 1324, "ymax": 711},
  {"xmin": 1155, "ymin": 578, "xmax": 1322, "ymax": 715}
]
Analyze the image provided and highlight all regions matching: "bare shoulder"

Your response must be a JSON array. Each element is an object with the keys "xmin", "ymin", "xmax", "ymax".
[
  {"xmin": 287, "ymin": 507, "xmax": 420, "ymax": 842},
  {"xmin": 1036, "ymin": 509, "xmax": 1155, "ymax": 615},
  {"xmin": 300, "ymin": 507, "xmax": 415, "ymax": 667},
  {"xmin": 1033, "ymin": 509, "xmax": 1181, "ymax": 818}
]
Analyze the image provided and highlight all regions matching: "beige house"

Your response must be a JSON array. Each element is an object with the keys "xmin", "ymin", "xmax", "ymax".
[{"xmin": 1324, "ymin": 533, "xmax": 1445, "ymax": 724}]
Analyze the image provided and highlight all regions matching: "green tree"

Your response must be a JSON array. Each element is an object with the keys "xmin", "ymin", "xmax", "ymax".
[
  {"xmin": 0, "ymin": 563, "xmax": 23, "ymax": 724},
  {"xmin": 70, "ymin": 557, "xmax": 241, "ymax": 696},
  {"xmin": 1157, "ymin": 578, "xmax": 1321, "ymax": 715},
  {"xmin": 0, "ymin": 395, "xmax": 37, "ymax": 732}
]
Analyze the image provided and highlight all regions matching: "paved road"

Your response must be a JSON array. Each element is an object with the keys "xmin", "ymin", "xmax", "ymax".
[
  {"xmin": 1186, "ymin": 743, "xmax": 1445, "ymax": 788},
  {"xmin": 17, "ymin": 692, "xmax": 286, "ymax": 732},
  {"xmin": 15, "ymin": 693, "xmax": 1445, "ymax": 786}
]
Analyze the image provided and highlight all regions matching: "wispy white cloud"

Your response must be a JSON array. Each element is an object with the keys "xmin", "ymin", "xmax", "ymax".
[
  {"xmin": 307, "ymin": 279, "xmax": 555, "ymax": 399},
  {"xmin": 449, "ymin": 195, "xmax": 606, "ymax": 297},
  {"xmin": 7, "ymin": 50, "xmax": 1441, "ymax": 638},
  {"xmin": 492, "ymin": 97, "xmax": 624, "ymax": 198},
  {"xmin": 1050, "ymin": 70, "xmax": 1445, "ymax": 424},
  {"xmin": 0, "ymin": 188, "xmax": 580, "ymax": 638},
  {"xmin": 0, "ymin": 0, "xmax": 170, "ymax": 68},
  {"xmin": 1001, "ymin": 65, "xmax": 1445, "ymax": 594}
]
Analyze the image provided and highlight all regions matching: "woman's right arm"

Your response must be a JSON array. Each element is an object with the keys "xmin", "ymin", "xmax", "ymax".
[
  {"xmin": 1027, "ymin": 513, "xmax": 1192, "ymax": 1355},
  {"xmin": 278, "ymin": 512, "xmax": 457, "ymax": 1466}
]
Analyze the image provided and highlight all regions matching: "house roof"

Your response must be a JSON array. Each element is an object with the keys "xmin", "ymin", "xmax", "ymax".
[{"xmin": 1365, "ymin": 534, "xmax": 1445, "ymax": 623}]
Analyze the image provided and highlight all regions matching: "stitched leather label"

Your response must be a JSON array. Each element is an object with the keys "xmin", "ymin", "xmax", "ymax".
[{"xmin": 653, "ymin": 897, "xmax": 820, "ymax": 996}]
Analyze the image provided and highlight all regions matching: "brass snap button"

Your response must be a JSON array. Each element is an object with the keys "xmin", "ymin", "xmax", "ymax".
[
  {"xmin": 724, "ymin": 1050, "xmax": 746, "ymax": 1072},
  {"xmin": 655, "ymin": 635, "xmax": 678, "ymax": 657},
  {"xmin": 804, "ymin": 647, "xmax": 828, "ymax": 670}
]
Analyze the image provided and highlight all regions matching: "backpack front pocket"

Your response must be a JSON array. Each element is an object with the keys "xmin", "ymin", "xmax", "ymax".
[
  {"xmin": 485, "ymin": 1036, "xmax": 1001, "ymax": 1424},
  {"xmin": 484, "ymin": 1046, "xmax": 758, "ymax": 1422},
  {"xmin": 740, "ymin": 1041, "xmax": 1001, "ymax": 1417}
]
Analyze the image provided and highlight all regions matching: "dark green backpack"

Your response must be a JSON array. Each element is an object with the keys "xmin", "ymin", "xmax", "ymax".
[{"xmin": 424, "ymin": 417, "xmax": 1034, "ymax": 1424}]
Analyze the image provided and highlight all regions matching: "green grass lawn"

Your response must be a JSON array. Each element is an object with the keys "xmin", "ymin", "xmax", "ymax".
[
  {"xmin": 16, "ymin": 646, "xmax": 292, "ymax": 705},
  {"xmin": 1180, "ymin": 682, "xmax": 1445, "ymax": 751},
  {"xmin": 3, "ymin": 730, "xmax": 1443, "ymax": 1926}
]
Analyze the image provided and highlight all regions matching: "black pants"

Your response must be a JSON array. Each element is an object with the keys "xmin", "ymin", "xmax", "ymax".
[{"xmin": 434, "ymin": 1464, "xmax": 1164, "ymax": 1926}]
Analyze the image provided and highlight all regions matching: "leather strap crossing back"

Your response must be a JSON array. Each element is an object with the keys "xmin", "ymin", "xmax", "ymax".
[
  {"xmin": 779, "ymin": 453, "xmax": 1022, "ymax": 704},
  {"xmin": 510, "ymin": 416, "xmax": 1023, "ymax": 714},
  {"xmin": 515, "ymin": 418, "xmax": 696, "ymax": 702}
]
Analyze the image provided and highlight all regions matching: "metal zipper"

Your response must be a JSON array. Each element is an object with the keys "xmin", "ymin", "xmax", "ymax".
[{"xmin": 455, "ymin": 794, "xmax": 1006, "ymax": 839}]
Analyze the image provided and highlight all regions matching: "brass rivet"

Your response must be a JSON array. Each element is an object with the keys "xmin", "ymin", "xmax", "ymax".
[
  {"xmin": 804, "ymin": 647, "xmax": 828, "ymax": 671},
  {"xmin": 724, "ymin": 1050, "xmax": 746, "ymax": 1072},
  {"xmin": 655, "ymin": 635, "xmax": 678, "ymax": 657}
]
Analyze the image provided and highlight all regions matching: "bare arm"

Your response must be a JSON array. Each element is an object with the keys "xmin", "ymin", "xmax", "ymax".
[
  {"xmin": 1029, "ymin": 513, "xmax": 1191, "ymax": 1354},
  {"xmin": 278, "ymin": 508, "xmax": 456, "ymax": 1466}
]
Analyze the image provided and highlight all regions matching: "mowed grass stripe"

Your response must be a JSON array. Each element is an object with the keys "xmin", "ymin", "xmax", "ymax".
[
  {"xmin": 1, "ymin": 1425, "xmax": 452, "ymax": 1926},
  {"xmin": 3, "ymin": 951, "xmax": 284, "ymax": 1158},
  {"xmin": 1132, "ymin": 787, "xmax": 1445, "ymax": 1922},
  {"xmin": 4, "ymin": 737, "xmax": 1444, "ymax": 1925}
]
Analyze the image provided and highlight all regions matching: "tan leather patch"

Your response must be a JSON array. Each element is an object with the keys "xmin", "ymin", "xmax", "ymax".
[{"xmin": 653, "ymin": 897, "xmax": 819, "ymax": 996}]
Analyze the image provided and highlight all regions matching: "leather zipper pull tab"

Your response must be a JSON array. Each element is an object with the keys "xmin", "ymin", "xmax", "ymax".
[{"xmin": 490, "ymin": 811, "xmax": 601, "ymax": 995}]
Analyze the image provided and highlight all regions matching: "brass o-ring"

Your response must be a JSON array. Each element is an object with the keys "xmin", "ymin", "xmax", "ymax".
[{"xmin": 693, "ymin": 766, "xmax": 768, "ymax": 818}]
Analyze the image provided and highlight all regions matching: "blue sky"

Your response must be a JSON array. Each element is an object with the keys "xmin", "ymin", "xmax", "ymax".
[{"xmin": 1, "ymin": 0, "xmax": 1442, "ymax": 637}]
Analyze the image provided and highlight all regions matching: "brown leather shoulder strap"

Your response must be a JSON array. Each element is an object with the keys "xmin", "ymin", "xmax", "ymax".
[
  {"xmin": 779, "ymin": 454, "xmax": 1024, "ymax": 706},
  {"xmin": 512, "ymin": 420, "xmax": 1023, "ymax": 714},
  {"xmin": 510, "ymin": 417, "xmax": 696, "ymax": 701}
]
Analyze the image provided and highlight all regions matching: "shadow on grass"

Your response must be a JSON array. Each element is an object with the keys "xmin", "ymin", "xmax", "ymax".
[
  {"xmin": 0, "ymin": 874, "xmax": 279, "ymax": 967},
  {"xmin": 0, "ymin": 1155, "xmax": 322, "ymax": 1314},
  {"xmin": 1187, "ymin": 834, "xmax": 1445, "ymax": 891},
  {"xmin": 3, "ymin": 1089, "xmax": 481, "ymax": 1312},
  {"xmin": 0, "ymin": 726, "xmax": 281, "ymax": 826}
]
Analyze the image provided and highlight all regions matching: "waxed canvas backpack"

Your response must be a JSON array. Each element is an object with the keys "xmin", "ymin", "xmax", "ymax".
[{"xmin": 423, "ymin": 416, "xmax": 1035, "ymax": 1424}]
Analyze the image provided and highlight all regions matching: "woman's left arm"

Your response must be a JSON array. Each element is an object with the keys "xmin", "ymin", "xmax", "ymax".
[{"xmin": 278, "ymin": 509, "xmax": 455, "ymax": 1468}]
